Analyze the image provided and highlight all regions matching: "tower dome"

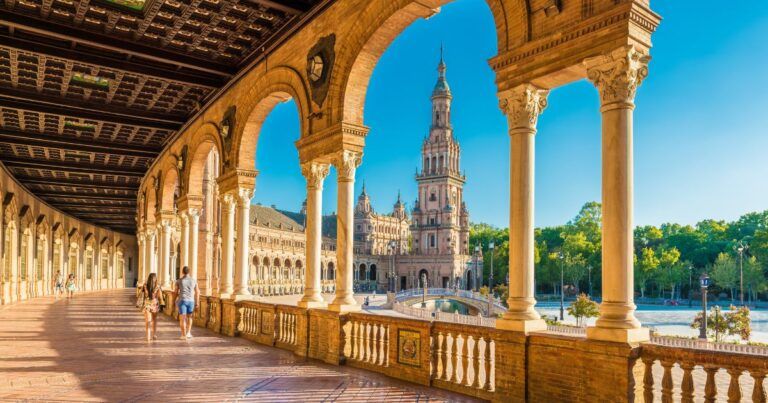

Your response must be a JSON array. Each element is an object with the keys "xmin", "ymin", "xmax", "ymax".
[{"xmin": 432, "ymin": 45, "xmax": 451, "ymax": 98}]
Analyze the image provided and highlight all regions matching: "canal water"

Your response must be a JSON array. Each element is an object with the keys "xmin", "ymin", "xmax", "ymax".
[
  {"xmin": 411, "ymin": 299, "xmax": 479, "ymax": 315},
  {"xmin": 535, "ymin": 302, "xmax": 768, "ymax": 343}
]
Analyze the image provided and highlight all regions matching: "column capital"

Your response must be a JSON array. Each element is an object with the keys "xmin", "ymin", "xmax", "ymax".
[
  {"xmin": 301, "ymin": 161, "xmax": 330, "ymax": 190},
  {"xmin": 145, "ymin": 227, "xmax": 156, "ymax": 239},
  {"xmin": 217, "ymin": 168, "xmax": 258, "ymax": 195},
  {"xmin": 585, "ymin": 45, "xmax": 651, "ymax": 108},
  {"xmin": 331, "ymin": 150, "xmax": 362, "ymax": 182},
  {"xmin": 498, "ymin": 84, "xmax": 549, "ymax": 131},
  {"xmin": 177, "ymin": 194, "xmax": 204, "ymax": 212},
  {"xmin": 234, "ymin": 187, "xmax": 253, "ymax": 207}
]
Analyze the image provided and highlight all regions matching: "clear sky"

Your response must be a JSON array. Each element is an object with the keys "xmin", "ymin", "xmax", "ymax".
[{"xmin": 254, "ymin": 0, "xmax": 768, "ymax": 229}]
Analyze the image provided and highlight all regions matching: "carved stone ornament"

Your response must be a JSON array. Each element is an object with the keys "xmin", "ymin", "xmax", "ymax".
[
  {"xmin": 301, "ymin": 161, "xmax": 330, "ymax": 189},
  {"xmin": 236, "ymin": 187, "xmax": 254, "ymax": 206},
  {"xmin": 499, "ymin": 84, "xmax": 550, "ymax": 130},
  {"xmin": 175, "ymin": 145, "xmax": 188, "ymax": 194},
  {"xmin": 585, "ymin": 45, "xmax": 651, "ymax": 106},
  {"xmin": 220, "ymin": 106, "xmax": 237, "ymax": 168},
  {"xmin": 306, "ymin": 34, "xmax": 336, "ymax": 107},
  {"xmin": 331, "ymin": 150, "xmax": 362, "ymax": 181}
]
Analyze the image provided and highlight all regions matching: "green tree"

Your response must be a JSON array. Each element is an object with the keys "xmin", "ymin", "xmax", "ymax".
[
  {"xmin": 655, "ymin": 247, "xmax": 682, "ymax": 299},
  {"xmin": 690, "ymin": 305, "xmax": 752, "ymax": 342},
  {"xmin": 743, "ymin": 256, "xmax": 766, "ymax": 304},
  {"xmin": 635, "ymin": 247, "xmax": 659, "ymax": 298},
  {"xmin": 710, "ymin": 253, "xmax": 739, "ymax": 300},
  {"xmin": 566, "ymin": 293, "xmax": 600, "ymax": 327}
]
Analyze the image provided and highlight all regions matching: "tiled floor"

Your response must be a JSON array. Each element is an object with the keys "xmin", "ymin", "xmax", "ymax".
[{"xmin": 0, "ymin": 290, "xmax": 480, "ymax": 402}]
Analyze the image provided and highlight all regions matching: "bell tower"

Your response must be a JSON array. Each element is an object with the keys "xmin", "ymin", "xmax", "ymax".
[{"xmin": 411, "ymin": 49, "xmax": 469, "ymax": 256}]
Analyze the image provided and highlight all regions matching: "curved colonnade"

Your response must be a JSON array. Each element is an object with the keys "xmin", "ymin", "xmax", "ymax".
[{"xmin": 0, "ymin": 164, "xmax": 137, "ymax": 305}]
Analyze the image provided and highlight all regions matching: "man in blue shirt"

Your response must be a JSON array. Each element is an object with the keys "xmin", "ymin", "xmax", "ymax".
[{"xmin": 174, "ymin": 266, "xmax": 199, "ymax": 340}]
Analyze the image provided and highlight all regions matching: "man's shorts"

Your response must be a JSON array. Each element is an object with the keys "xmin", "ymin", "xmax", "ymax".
[{"xmin": 178, "ymin": 300, "xmax": 195, "ymax": 315}]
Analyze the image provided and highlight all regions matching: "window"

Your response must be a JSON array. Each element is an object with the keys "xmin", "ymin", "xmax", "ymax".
[
  {"xmin": 430, "ymin": 235, "xmax": 436, "ymax": 248},
  {"xmin": 101, "ymin": 253, "xmax": 109, "ymax": 279},
  {"xmin": 430, "ymin": 193, "xmax": 436, "ymax": 201},
  {"xmin": 429, "ymin": 218, "xmax": 436, "ymax": 225},
  {"xmin": 85, "ymin": 248, "xmax": 93, "ymax": 279}
]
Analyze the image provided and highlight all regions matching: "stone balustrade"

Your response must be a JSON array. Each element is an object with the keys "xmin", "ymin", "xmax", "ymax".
[{"xmin": 157, "ymin": 294, "xmax": 767, "ymax": 402}]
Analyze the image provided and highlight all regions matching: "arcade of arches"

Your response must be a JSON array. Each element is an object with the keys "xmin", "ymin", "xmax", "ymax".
[{"xmin": 9, "ymin": 1, "xmax": 751, "ymax": 402}]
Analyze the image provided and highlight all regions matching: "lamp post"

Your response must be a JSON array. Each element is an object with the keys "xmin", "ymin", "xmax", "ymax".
[
  {"xmin": 387, "ymin": 240, "xmax": 396, "ymax": 293},
  {"xmin": 488, "ymin": 241, "xmax": 495, "ymax": 315},
  {"xmin": 558, "ymin": 251, "xmax": 565, "ymax": 321},
  {"xmin": 688, "ymin": 264, "xmax": 693, "ymax": 308},
  {"xmin": 421, "ymin": 272, "xmax": 427, "ymax": 308},
  {"xmin": 735, "ymin": 241, "xmax": 747, "ymax": 306},
  {"xmin": 474, "ymin": 245, "xmax": 480, "ymax": 292},
  {"xmin": 699, "ymin": 273, "xmax": 710, "ymax": 340}
]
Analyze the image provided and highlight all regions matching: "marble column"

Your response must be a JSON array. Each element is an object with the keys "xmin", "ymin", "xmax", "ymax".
[
  {"xmin": 146, "ymin": 228, "xmax": 156, "ymax": 277},
  {"xmin": 137, "ymin": 232, "xmax": 145, "ymax": 285},
  {"xmin": 329, "ymin": 151, "xmax": 362, "ymax": 312},
  {"xmin": 219, "ymin": 193, "xmax": 235, "ymax": 297},
  {"xmin": 496, "ymin": 84, "xmax": 549, "ymax": 333},
  {"xmin": 585, "ymin": 45, "xmax": 650, "ymax": 343},
  {"xmin": 298, "ymin": 161, "xmax": 330, "ymax": 308},
  {"xmin": 188, "ymin": 209, "xmax": 200, "ymax": 281},
  {"xmin": 234, "ymin": 188, "xmax": 253, "ymax": 298},
  {"xmin": 180, "ymin": 214, "xmax": 189, "ymax": 270},
  {"xmin": 160, "ymin": 220, "xmax": 172, "ymax": 288}
]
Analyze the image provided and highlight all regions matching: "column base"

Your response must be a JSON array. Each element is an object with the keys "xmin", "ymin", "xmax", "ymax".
[
  {"xmin": 327, "ymin": 302, "xmax": 361, "ymax": 313},
  {"xmin": 586, "ymin": 326, "xmax": 650, "ymax": 343},
  {"xmin": 218, "ymin": 292, "xmax": 233, "ymax": 300},
  {"xmin": 298, "ymin": 300, "xmax": 328, "ymax": 309},
  {"xmin": 231, "ymin": 294, "xmax": 257, "ymax": 302},
  {"xmin": 496, "ymin": 318, "xmax": 547, "ymax": 333}
]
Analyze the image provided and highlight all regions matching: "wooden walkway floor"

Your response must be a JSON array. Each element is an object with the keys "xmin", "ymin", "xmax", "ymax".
[{"xmin": 0, "ymin": 289, "xmax": 479, "ymax": 402}]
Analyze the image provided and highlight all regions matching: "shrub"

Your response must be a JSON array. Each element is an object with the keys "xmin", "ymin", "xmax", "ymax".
[{"xmin": 566, "ymin": 293, "xmax": 600, "ymax": 327}]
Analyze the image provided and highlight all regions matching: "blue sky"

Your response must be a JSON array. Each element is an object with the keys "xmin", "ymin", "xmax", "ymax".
[{"xmin": 254, "ymin": 0, "xmax": 768, "ymax": 229}]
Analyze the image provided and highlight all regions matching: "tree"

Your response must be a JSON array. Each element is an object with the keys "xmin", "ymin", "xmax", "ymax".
[
  {"xmin": 635, "ymin": 247, "xmax": 659, "ymax": 298},
  {"xmin": 710, "ymin": 253, "xmax": 739, "ymax": 300},
  {"xmin": 654, "ymin": 247, "xmax": 681, "ymax": 299},
  {"xmin": 566, "ymin": 293, "xmax": 600, "ymax": 327},
  {"xmin": 743, "ymin": 256, "xmax": 767, "ymax": 304},
  {"xmin": 493, "ymin": 284, "xmax": 509, "ymax": 305},
  {"xmin": 690, "ymin": 305, "xmax": 752, "ymax": 342}
]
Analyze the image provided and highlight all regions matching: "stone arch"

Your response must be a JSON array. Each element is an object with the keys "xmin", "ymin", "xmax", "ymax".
[
  {"xmin": 231, "ymin": 66, "xmax": 311, "ymax": 172},
  {"xmin": 329, "ymin": 0, "xmax": 525, "ymax": 125},
  {"xmin": 158, "ymin": 164, "xmax": 179, "ymax": 214},
  {"xmin": 185, "ymin": 123, "xmax": 224, "ymax": 198},
  {"xmin": 36, "ymin": 215, "xmax": 49, "ymax": 239}
]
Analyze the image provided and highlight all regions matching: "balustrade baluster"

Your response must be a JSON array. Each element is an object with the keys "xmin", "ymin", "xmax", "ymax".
[
  {"xmin": 365, "ymin": 323, "xmax": 372, "ymax": 363},
  {"xmin": 680, "ymin": 362, "xmax": 694, "ymax": 403},
  {"xmin": 448, "ymin": 332, "xmax": 457, "ymax": 383},
  {"xmin": 704, "ymin": 367, "xmax": 718, "ymax": 403},
  {"xmin": 291, "ymin": 314, "xmax": 296, "ymax": 344},
  {"xmin": 357, "ymin": 321, "xmax": 365, "ymax": 361},
  {"xmin": 727, "ymin": 368, "xmax": 742, "ymax": 403},
  {"xmin": 642, "ymin": 357, "xmax": 655, "ymax": 403},
  {"xmin": 378, "ymin": 325, "xmax": 386, "ymax": 366},
  {"xmin": 484, "ymin": 337, "xmax": 493, "ymax": 391},
  {"xmin": 470, "ymin": 335, "xmax": 481, "ymax": 388},
  {"xmin": 460, "ymin": 335, "xmax": 469, "ymax": 385},
  {"xmin": 361, "ymin": 322, "xmax": 369, "ymax": 362},
  {"xmin": 350, "ymin": 321, "xmax": 358, "ymax": 360},
  {"xmin": 383, "ymin": 325, "xmax": 389, "ymax": 366},
  {"xmin": 661, "ymin": 360, "xmax": 674, "ymax": 403},
  {"xmin": 371, "ymin": 323, "xmax": 379, "ymax": 365},
  {"xmin": 752, "ymin": 371, "xmax": 766, "ymax": 403},
  {"xmin": 436, "ymin": 331, "xmax": 445, "ymax": 380}
]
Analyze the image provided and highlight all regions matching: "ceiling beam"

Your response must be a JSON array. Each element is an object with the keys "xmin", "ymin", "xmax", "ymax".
[
  {"xmin": 20, "ymin": 177, "xmax": 137, "ymax": 191},
  {"xmin": 54, "ymin": 202, "xmax": 136, "ymax": 208},
  {"xmin": 2, "ymin": 156, "xmax": 146, "ymax": 177},
  {"xmin": 0, "ymin": 129, "xmax": 159, "ymax": 159},
  {"xmin": 251, "ymin": 0, "xmax": 308, "ymax": 14},
  {"xmin": 0, "ymin": 35, "xmax": 223, "ymax": 89},
  {"xmin": 37, "ymin": 192, "xmax": 136, "ymax": 201},
  {"xmin": 0, "ymin": 10, "xmax": 235, "ymax": 78},
  {"xmin": 0, "ymin": 91, "xmax": 183, "ymax": 131}
]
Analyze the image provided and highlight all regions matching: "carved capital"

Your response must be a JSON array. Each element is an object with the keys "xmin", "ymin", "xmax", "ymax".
[
  {"xmin": 585, "ymin": 45, "xmax": 651, "ymax": 107},
  {"xmin": 499, "ymin": 84, "xmax": 549, "ymax": 130},
  {"xmin": 235, "ymin": 188, "xmax": 253, "ymax": 207},
  {"xmin": 145, "ymin": 228, "xmax": 156, "ymax": 240},
  {"xmin": 301, "ymin": 161, "xmax": 330, "ymax": 190},
  {"xmin": 331, "ymin": 150, "xmax": 362, "ymax": 182},
  {"xmin": 219, "ymin": 192, "xmax": 236, "ymax": 213},
  {"xmin": 187, "ymin": 208, "xmax": 200, "ymax": 224}
]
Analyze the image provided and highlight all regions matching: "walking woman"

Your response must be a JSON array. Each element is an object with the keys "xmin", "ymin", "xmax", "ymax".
[
  {"xmin": 65, "ymin": 273, "xmax": 76, "ymax": 299},
  {"xmin": 139, "ymin": 273, "xmax": 163, "ymax": 342}
]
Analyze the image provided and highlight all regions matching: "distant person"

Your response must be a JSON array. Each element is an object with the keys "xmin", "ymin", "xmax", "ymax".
[
  {"xmin": 65, "ymin": 274, "xmax": 76, "ymax": 299},
  {"xmin": 174, "ymin": 266, "xmax": 199, "ymax": 340},
  {"xmin": 53, "ymin": 270, "xmax": 64, "ymax": 299},
  {"xmin": 139, "ymin": 272, "xmax": 163, "ymax": 342}
]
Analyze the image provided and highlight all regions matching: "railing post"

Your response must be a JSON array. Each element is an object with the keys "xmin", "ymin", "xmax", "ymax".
[
  {"xmin": 752, "ymin": 371, "xmax": 766, "ymax": 403},
  {"xmin": 727, "ymin": 368, "xmax": 742, "ymax": 403},
  {"xmin": 661, "ymin": 360, "xmax": 674, "ymax": 403},
  {"xmin": 642, "ymin": 356, "xmax": 655, "ymax": 403},
  {"xmin": 704, "ymin": 366, "xmax": 718, "ymax": 403},
  {"xmin": 680, "ymin": 362, "xmax": 695, "ymax": 403}
]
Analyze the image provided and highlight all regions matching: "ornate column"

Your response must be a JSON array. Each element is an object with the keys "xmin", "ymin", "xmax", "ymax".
[
  {"xmin": 585, "ymin": 45, "xmax": 650, "ymax": 343},
  {"xmin": 299, "ymin": 161, "xmax": 330, "ymax": 308},
  {"xmin": 496, "ymin": 84, "xmax": 549, "ymax": 333},
  {"xmin": 180, "ymin": 214, "xmax": 189, "ymax": 270},
  {"xmin": 329, "ymin": 151, "xmax": 362, "ymax": 312},
  {"xmin": 233, "ymin": 188, "xmax": 253, "ymax": 298},
  {"xmin": 146, "ymin": 227, "xmax": 156, "ymax": 275},
  {"xmin": 188, "ymin": 209, "xmax": 200, "ymax": 281},
  {"xmin": 159, "ymin": 219, "xmax": 173, "ymax": 288},
  {"xmin": 137, "ymin": 231, "xmax": 145, "ymax": 285},
  {"xmin": 218, "ymin": 193, "xmax": 235, "ymax": 297}
]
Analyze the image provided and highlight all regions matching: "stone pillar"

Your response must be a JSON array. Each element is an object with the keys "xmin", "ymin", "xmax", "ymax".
[
  {"xmin": 180, "ymin": 214, "xmax": 189, "ymax": 270},
  {"xmin": 496, "ymin": 84, "xmax": 549, "ymax": 333},
  {"xmin": 188, "ymin": 209, "xmax": 200, "ymax": 281},
  {"xmin": 233, "ymin": 188, "xmax": 253, "ymax": 298},
  {"xmin": 137, "ymin": 232, "xmax": 145, "ymax": 286},
  {"xmin": 329, "ymin": 151, "xmax": 362, "ymax": 312},
  {"xmin": 585, "ymin": 45, "xmax": 650, "ymax": 343},
  {"xmin": 146, "ymin": 228, "xmax": 156, "ymax": 276},
  {"xmin": 160, "ymin": 220, "xmax": 173, "ymax": 289},
  {"xmin": 219, "ymin": 193, "xmax": 235, "ymax": 297},
  {"xmin": 299, "ymin": 161, "xmax": 330, "ymax": 308}
]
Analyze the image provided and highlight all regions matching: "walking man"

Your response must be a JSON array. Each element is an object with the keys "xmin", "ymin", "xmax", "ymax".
[{"xmin": 174, "ymin": 266, "xmax": 199, "ymax": 340}]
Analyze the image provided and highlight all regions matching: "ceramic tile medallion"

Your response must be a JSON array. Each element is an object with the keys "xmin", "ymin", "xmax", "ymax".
[{"xmin": 398, "ymin": 329, "xmax": 421, "ymax": 366}]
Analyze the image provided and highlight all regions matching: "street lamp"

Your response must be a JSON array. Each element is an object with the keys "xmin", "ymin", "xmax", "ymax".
[
  {"xmin": 699, "ymin": 273, "xmax": 710, "ymax": 340},
  {"xmin": 735, "ymin": 241, "xmax": 747, "ymax": 306},
  {"xmin": 474, "ymin": 245, "xmax": 480, "ymax": 292},
  {"xmin": 488, "ymin": 242, "xmax": 495, "ymax": 315},
  {"xmin": 688, "ymin": 264, "xmax": 693, "ymax": 308},
  {"xmin": 558, "ymin": 251, "xmax": 565, "ymax": 321},
  {"xmin": 387, "ymin": 240, "xmax": 396, "ymax": 293}
]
